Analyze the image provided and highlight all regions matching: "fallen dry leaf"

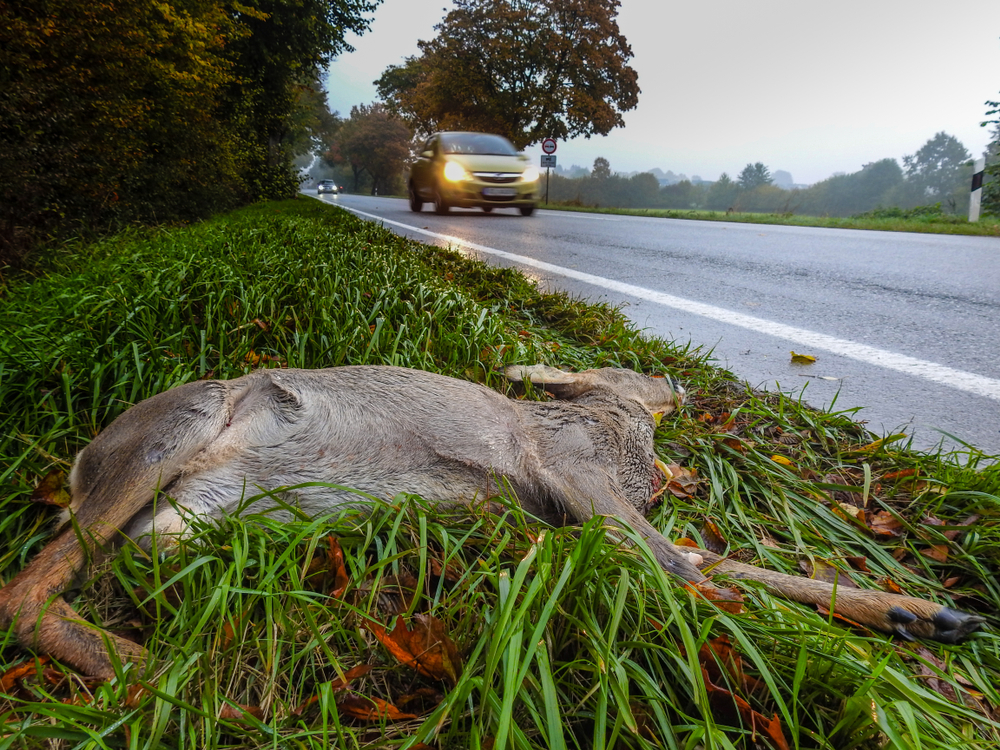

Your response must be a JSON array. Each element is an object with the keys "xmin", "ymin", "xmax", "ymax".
[
  {"xmin": 337, "ymin": 694, "xmax": 417, "ymax": 722},
  {"xmin": 31, "ymin": 470, "xmax": 70, "ymax": 508},
  {"xmin": 790, "ymin": 351, "xmax": 816, "ymax": 364},
  {"xmin": 291, "ymin": 665, "xmax": 373, "ymax": 716},
  {"xmin": 367, "ymin": 614, "xmax": 463, "ymax": 684},
  {"xmin": 919, "ymin": 544, "xmax": 950, "ymax": 563},
  {"xmin": 219, "ymin": 702, "xmax": 264, "ymax": 722},
  {"xmin": 798, "ymin": 559, "xmax": 859, "ymax": 588},
  {"xmin": 690, "ymin": 581, "xmax": 744, "ymax": 614},
  {"xmin": 868, "ymin": 510, "xmax": 905, "ymax": 538},
  {"xmin": 701, "ymin": 520, "xmax": 728, "ymax": 555}
]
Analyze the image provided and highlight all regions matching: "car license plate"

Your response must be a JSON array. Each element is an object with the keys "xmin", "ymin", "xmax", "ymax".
[{"xmin": 482, "ymin": 187, "xmax": 517, "ymax": 197}]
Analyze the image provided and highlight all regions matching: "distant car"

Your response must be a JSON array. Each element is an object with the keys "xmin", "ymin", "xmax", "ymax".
[
  {"xmin": 317, "ymin": 180, "xmax": 338, "ymax": 195},
  {"xmin": 408, "ymin": 132, "xmax": 539, "ymax": 216}
]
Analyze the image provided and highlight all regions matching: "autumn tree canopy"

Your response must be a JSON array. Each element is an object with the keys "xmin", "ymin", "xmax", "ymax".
[
  {"xmin": 375, "ymin": 0, "xmax": 639, "ymax": 150},
  {"xmin": 329, "ymin": 103, "xmax": 412, "ymax": 195}
]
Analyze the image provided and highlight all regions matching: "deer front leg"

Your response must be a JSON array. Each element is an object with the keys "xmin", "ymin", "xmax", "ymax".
[{"xmin": 691, "ymin": 547, "xmax": 985, "ymax": 643}]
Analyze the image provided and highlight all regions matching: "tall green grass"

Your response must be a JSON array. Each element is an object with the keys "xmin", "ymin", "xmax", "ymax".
[{"xmin": 0, "ymin": 199, "xmax": 997, "ymax": 748}]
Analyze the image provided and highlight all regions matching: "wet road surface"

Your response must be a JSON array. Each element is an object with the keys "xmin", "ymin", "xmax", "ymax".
[{"xmin": 313, "ymin": 192, "xmax": 1000, "ymax": 457}]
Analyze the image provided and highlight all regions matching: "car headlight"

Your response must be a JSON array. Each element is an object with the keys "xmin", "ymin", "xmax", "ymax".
[
  {"xmin": 443, "ymin": 161, "xmax": 471, "ymax": 182},
  {"xmin": 521, "ymin": 166, "xmax": 540, "ymax": 183}
]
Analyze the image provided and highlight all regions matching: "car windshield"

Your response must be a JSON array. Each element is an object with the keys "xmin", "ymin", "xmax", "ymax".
[{"xmin": 440, "ymin": 133, "xmax": 518, "ymax": 156}]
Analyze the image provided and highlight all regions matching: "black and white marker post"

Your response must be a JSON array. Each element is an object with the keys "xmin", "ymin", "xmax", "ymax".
[{"xmin": 969, "ymin": 157, "xmax": 985, "ymax": 222}]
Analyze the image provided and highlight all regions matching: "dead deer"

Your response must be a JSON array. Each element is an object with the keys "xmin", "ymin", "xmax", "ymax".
[{"xmin": 0, "ymin": 365, "xmax": 984, "ymax": 679}]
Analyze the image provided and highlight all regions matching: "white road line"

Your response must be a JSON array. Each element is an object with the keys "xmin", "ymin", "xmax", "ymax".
[{"xmin": 343, "ymin": 205, "xmax": 1000, "ymax": 402}]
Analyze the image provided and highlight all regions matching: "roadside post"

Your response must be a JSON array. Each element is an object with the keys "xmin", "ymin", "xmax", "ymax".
[
  {"xmin": 541, "ymin": 138, "xmax": 557, "ymax": 206},
  {"xmin": 969, "ymin": 157, "xmax": 985, "ymax": 222}
]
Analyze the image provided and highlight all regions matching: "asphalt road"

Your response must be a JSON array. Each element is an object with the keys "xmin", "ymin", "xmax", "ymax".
[{"xmin": 311, "ymin": 192, "xmax": 1000, "ymax": 457}]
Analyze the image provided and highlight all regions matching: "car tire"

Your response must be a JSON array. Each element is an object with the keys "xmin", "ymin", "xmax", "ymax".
[
  {"xmin": 519, "ymin": 205, "xmax": 535, "ymax": 217},
  {"xmin": 409, "ymin": 184, "xmax": 423, "ymax": 212},
  {"xmin": 433, "ymin": 186, "xmax": 450, "ymax": 215},
  {"xmin": 481, "ymin": 206, "xmax": 493, "ymax": 213}
]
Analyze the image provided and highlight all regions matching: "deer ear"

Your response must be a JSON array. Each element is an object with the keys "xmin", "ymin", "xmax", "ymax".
[{"xmin": 502, "ymin": 365, "xmax": 593, "ymax": 400}]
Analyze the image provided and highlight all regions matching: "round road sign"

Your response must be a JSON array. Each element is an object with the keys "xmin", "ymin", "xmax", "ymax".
[{"xmin": 541, "ymin": 138, "xmax": 557, "ymax": 155}]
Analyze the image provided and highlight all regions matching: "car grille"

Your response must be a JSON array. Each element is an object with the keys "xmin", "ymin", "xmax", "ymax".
[{"xmin": 473, "ymin": 172, "xmax": 520, "ymax": 184}]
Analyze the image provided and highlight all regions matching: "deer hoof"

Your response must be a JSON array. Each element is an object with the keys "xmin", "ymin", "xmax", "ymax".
[
  {"xmin": 930, "ymin": 607, "xmax": 987, "ymax": 644},
  {"xmin": 887, "ymin": 604, "xmax": 985, "ymax": 643}
]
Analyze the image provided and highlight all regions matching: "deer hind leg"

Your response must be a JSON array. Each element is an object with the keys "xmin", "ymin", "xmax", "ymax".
[
  {"xmin": 0, "ymin": 379, "xmax": 233, "ymax": 678},
  {"xmin": 692, "ymin": 547, "xmax": 985, "ymax": 643}
]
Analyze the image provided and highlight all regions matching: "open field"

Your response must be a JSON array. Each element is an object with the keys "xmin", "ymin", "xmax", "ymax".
[
  {"xmin": 0, "ymin": 198, "xmax": 998, "ymax": 748},
  {"xmin": 539, "ymin": 203, "xmax": 1000, "ymax": 237}
]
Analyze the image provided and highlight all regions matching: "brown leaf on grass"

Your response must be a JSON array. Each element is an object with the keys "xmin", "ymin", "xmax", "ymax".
[
  {"xmin": 219, "ymin": 702, "xmax": 264, "ymax": 722},
  {"xmin": 844, "ymin": 556, "xmax": 871, "ymax": 573},
  {"xmin": 924, "ymin": 514, "xmax": 981, "ymax": 541},
  {"xmin": 919, "ymin": 544, "xmax": 950, "ymax": 563},
  {"xmin": 882, "ymin": 468, "xmax": 918, "ymax": 483},
  {"xmin": 831, "ymin": 502, "xmax": 866, "ymax": 526},
  {"xmin": 337, "ymin": 694, "xmax": 418, "ymax": 722},
  {"xmin": 31, "ymin": 470, "xmax": 70, "ymax": 508},
  {"xmin": 659, "ymin": 462, "xmax": 700, "ymax": 500},
  {"xmin": 798, "ymin": 559, "xmax": 859, "ymax": 589},
  {"xmin": 304, "ymin": 536, "xmax": 350, "ymax": 598},
  {"xmin": 429, "ymin": 556, "xmax": 465, "ymax": 582},
  {"xmin": 701, "ymin": 520, "xmax": 728, "ymax": 555},
  {"xmin": 700, "ymin": 667, "xmax": 790, "ymax": 750},
  {"xmin": 674, "ymin": 537, "xmax": 700, "ymax": 548},
  {"xmin": 291, "ymin": 665, "xmax": 374, "ymax": 716},
  {"xmin": 689, "ymin": 581, "xmax": 744, "ymax": 614},
  {"xmin": 912, "ymin": 647, "xmax": 959, "ymax": 704},
  {"xmin": 1, "ymin": 657, "xmax": 50, "ymax": 696},
  {"xmin": 367, "ymin": 614, "xmax": 463, "ymax": 683},
  {"xmin": 869, "ymin": 510, "xmax": 905, "ymax": 538},
  {"xmin": 877, "ymin": 577, "xmax": 904, "ymax": 594}
]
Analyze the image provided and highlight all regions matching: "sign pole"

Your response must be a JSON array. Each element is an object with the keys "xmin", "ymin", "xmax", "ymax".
[{"xmin": 540, "ymin": 139, "xmax": 557, "ymax": 207}]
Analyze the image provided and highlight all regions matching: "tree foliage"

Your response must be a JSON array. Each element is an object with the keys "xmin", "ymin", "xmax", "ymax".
[
  {"xmin": 981, "ymin": 97, "xmax": 1000, "ymax": 217},
  {"xmin": 375, "ymin": 0, "xmax": 639, "ymax": 149},
  {"xmin": 900, "ymin": 131, "xmax": 971, "ymax": 211},
  {"xmin": 328, "ymin": 103, "xmax": 412, "ymax": 195},
  {"xmin": 737, "ymin": 162, "xmax": 773, "ymax": 190},
  {"xmin": 0, "ymin": 0, "xmax": 380, "ymax": 266}
]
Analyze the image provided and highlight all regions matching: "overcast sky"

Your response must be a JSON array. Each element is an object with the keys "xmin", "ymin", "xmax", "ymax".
[{"xmin": 326, "ymin": 0, "xmax": 1000, "ymax": 185}]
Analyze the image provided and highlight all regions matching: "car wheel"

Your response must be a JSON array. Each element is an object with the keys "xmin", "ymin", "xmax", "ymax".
[
  {"xmin": 519, "ymin": 205, "xmax": 535, "ymax": 216},
  {"xmin": 433, "ymin": 185, "xmax": 450, "ymax": 215},
  {"xmin": 409, "ymin": 184, "xmax": 423, "ymax": 212},
  {"xmin": 482, "ymin": 206, "xmax": 493, "ymax": 213}
]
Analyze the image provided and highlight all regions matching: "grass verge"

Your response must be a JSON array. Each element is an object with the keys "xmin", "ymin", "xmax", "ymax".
[
  {"xmin": 0, "ymin": 197, "xmax": 997, "ymax": 749},
  {"xmin": 540, "ymin": 203, "xmax": 1000, "ymax": 237}
]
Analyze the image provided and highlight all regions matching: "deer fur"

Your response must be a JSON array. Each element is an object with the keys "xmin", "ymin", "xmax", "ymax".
[{"xmin": 0, "ymin": 365, "xmax": 984, "ymax": 679}]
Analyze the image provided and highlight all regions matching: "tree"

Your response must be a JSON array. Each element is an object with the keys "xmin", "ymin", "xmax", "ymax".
[
  {"xmin": 375, "ymin": 0, "xmax": 639, "ymax": 149},
  {"xmin": 223, "ymin": 0, "xmax": 382, "ymax": 197},
  {"xmin": 901, "ymin": 131, "xmax": 971, "ymax": 211},
  {"xmin": 706, "ymin": 173, "xmax": 739, "ymax": 210},
  {"xmin": 737, "ymin": 163, "xmax": 773, "ymax": 190},
  {"xmin": 981, "ymin": 97, "xmax": 1000, "ymax": 216},
  {"xmin": 332, "ymin": 104, "xmax": 411, "ymax": 194},
  {"xmin": 592, "ymin": 157, "xmax": 612, "ymax": 180},
  {"xmin": 0, "ymin": 0, "xmax": 382, "ymax": 266}
]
